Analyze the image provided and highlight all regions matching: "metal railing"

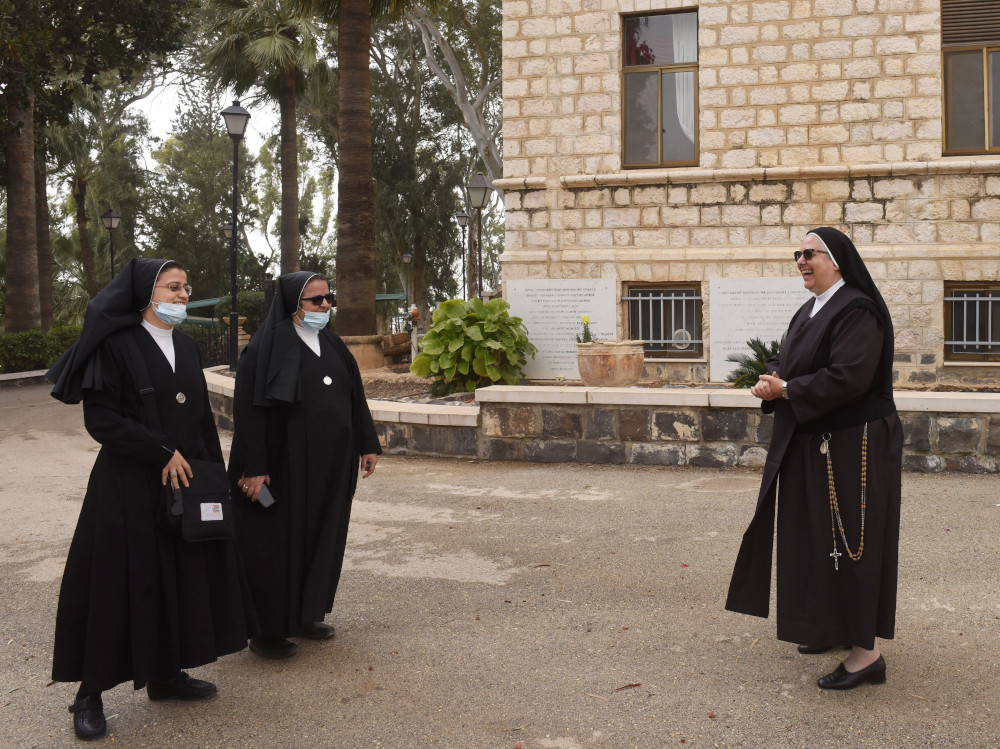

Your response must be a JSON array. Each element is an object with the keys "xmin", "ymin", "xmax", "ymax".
[
  {"xmin": 945, "ymin": 290, "xmax": 1000, "ymax": 354},
  {"xmin": 622, "ymin": 288, "xmax": 703, "ymax": 355}
]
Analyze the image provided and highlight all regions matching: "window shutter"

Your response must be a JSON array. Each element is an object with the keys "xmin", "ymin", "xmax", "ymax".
[{"xmin": 942, "ymin": 0, "xmax": 1000, "ymax": 46}]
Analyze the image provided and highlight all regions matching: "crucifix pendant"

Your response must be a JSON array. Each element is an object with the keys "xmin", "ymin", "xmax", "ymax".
[{"xmin": 830, "ymin": 546, "xmax": 842, "ymax": 571}]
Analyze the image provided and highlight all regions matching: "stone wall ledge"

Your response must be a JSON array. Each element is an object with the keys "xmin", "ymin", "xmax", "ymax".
[
  {"xmin": 557, "ymin": 158, "xmax": 1000, "ymax": 189},
  {"xmin": 493, "ymin": 176, "xmax": 547, "ymax": 191},
  {"xmin": 0, "ymin": 369, "xmax": 49, "ymax": 389}
]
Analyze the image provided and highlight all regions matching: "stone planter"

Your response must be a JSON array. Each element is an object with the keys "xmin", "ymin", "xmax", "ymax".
[{"xmin": 576, "ymin": 340, "xmax": 645, "ymax": 387}]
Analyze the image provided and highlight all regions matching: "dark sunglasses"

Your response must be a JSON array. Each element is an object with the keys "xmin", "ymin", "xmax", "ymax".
[
  {"xmin": 300, "ymin": 293, "xmax": 335, "ymax": 306},
  {"xmin": 793, "ymin": 248, "xmax": 830, "ymax": 262}
]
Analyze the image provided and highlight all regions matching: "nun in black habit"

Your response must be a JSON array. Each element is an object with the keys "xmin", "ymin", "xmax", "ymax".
[
  {"xmin": 725, "ymin": 227, "xmax": 903, "ymax": 690},
  {"xmin": 229, "ymin": 272, "xmax": 381, "ymax": 659},
  {"xmin": 47, "ymin": 259, "xmax": 257, "ymax": 740}
]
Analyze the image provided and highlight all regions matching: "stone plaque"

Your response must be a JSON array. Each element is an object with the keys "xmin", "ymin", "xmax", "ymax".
[
  {"xmin": 506, "ymin": 279, "xmax": 618, "ymax": 379},
  {"xmin": 709, "ymin": 278, "xmax": 813, "ymax": 382}
]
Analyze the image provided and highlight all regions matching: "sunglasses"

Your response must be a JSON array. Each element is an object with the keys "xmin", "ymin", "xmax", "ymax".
[
  {"xmin": 793, "ymin": 249, "xmax": 830, "ymax": 262},
  {"xmin": 300, "ymin": 293, "xmax": 336, "ymax": 306}
]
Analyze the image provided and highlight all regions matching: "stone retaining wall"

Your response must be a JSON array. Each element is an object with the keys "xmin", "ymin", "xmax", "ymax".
[{"xmin": 203, "ymin": 371, "xmax": 1000, "ymax": 473}]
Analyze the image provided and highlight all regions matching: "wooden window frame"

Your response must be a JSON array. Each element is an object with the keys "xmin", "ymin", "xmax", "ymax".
[
  {"xmin": 622, "ymin": 283, "xmax": 704, "ymax": 359},
  {"xmin": 943, "ymin": 281, "xmax": 1000, "ymax": 362},
  {"xmin": 942, "ymin": 45, "xmax": 1000, "ymax": 156},
  {"xmin": 621, "ymin": 10, "xmax": 700, "ymax": 170}
]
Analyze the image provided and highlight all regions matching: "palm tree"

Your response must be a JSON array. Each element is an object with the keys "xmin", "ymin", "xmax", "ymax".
[{"xmin": 205, "ymin": 0, "xmax": 323, "ymax": 275}]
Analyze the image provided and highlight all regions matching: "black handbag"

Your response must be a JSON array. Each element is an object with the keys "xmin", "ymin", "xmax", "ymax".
[{"xmin": 126, "ymin": 330, "xmax": 235, "ymax": 543}]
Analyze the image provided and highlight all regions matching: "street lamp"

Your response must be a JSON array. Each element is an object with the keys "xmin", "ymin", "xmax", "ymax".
[
  {"xmin": 467, "ymin": 174, "xmax": 493, "ymax": 299},
  {"xmin": 455, "ymin": 211, "xmax": 469, "ymax": 300},
  {"xmin": 100, "ymin": 209, "xmax": 121, "ymax": 277},
  {"xmin": 402, "ymin": 253, "xmax": 411, "ymax": 309},
  {"xmin": 221, "ymin": 99, "xmax": 250, "ymax": 371}
]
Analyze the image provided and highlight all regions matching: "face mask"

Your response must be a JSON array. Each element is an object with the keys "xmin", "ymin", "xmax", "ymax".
[
  {"xmin": 152, "ymin": 301, "xmax": 187, "ymax": 326},
  {"xmin": 298, "ymin": 309, "xmax": 330, "ymax": 332}
]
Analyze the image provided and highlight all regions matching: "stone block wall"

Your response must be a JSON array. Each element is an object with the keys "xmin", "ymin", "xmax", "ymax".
[{"xmin": 499, "ymin": 0, "xmax": 1000, "ymax": 387}]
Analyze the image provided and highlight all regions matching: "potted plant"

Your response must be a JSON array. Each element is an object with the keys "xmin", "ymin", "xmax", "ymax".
[{"xmin": 575, "ymin": 315, "xmax": 645, "ymax": 387}]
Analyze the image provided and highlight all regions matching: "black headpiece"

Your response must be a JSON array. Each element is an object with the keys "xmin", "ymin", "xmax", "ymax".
[
  {"xmin": 806, "ymin": 227, "xmax": 894, "ymax": 399},
  {"xmin": 245, "ymin": 271, "xmax": 320, "ymax": 405},
  {"xmin": 47, "ymin": 258, "xmax": 172, "ymax": 404}
]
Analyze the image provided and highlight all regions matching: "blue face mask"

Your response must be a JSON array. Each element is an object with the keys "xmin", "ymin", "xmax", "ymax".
[
  {"xmin": 152, "ymin": 301, "xmax": 187, "ymax": 326},
  {"xmin": 299, "ymin": 309, "xmax": 330, "ymax": 332}
]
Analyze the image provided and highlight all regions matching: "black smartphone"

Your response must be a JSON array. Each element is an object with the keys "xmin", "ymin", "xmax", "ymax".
[{"xmin": 257, "ymin": 483, "xmax": 277, "ymax": 508}]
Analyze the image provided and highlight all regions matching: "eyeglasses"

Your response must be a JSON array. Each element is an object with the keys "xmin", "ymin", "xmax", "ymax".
[
  {"xmin": 155, "ymin": 283, "xmax": 193, "ymax": 295},
  {"xmin": 793, "ymin": 249, "xmax": 830, "ymax": 262},
  {"xmin": 300, "ymin": 293, "xmax": 335, "ymax": 306}
]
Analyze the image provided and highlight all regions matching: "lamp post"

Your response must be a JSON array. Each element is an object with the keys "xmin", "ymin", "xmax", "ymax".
[
  {"xmin": 100, "ymin": 209, "xmax": 121, "ymax": 277},
  {"xmin": 221, "ymin": 100, "xmax": 250, "ymax": 371},
  {"xmin": 455, "ymin": 211, "xmax": 469, "ymax": 299},
  {"xmin": 402, "ymin": 253, "xmax": 411, "ymax": 308},
  {"xmin": 466, "ymin": 174, "xmax": 493, "ymax": 299}
]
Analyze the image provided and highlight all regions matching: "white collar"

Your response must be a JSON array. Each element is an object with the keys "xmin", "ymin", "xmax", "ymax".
[
  {"xmin": 141, "ymin": 318, "xmax": 174, "ymax": 338},
  {"xmin": 813, "ymin": 277, "xmax": 846, "ymax": 302}
]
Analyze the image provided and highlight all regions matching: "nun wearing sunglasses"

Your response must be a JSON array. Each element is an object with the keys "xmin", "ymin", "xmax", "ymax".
[
  {"xmin": 228, "ymin": 272, "xmax": 381, "ymax": 660},
  {"xmin": 725, "ymin": 227, "xmax": 903, "ymax": 690}
]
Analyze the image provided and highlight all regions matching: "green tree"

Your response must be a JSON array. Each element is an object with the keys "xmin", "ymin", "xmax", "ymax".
[
  {"xmin": 146, "ymin": 84, "xmax": 264, "ymax": 298},
  {"xmin": 205, "ymin": 0, "xmax": 324, "ymax": 276}
]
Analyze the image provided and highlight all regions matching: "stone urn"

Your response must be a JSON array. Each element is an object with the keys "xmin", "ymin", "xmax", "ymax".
[{"xmin": 576, "ymin": 340, "xmax": 645, "ymax": 387}]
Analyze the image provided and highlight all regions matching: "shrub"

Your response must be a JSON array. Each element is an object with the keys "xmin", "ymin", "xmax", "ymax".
[
  {"xmin": 213, "ymin": 292, "xmax": 269, "ymax": 335},
  {"xmin": 410, "ymin": 298, "xmax": 537, "ymax": 395},
  {"xmin": 726, "ymin": 336, "xmax": 785, "ymax": 388},
  {"xmin": 0, "ymin": 326, "xmax": 82, "ymax": 374}
]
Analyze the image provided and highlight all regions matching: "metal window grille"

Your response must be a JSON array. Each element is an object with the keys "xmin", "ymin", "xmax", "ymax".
[
  {"xmin": 622, "ymin": 287, "xmax": 702, "ymax": 357},
  {"xmin": 944, "ymin": 287, "xmax": 1000, "ymax": 358}
]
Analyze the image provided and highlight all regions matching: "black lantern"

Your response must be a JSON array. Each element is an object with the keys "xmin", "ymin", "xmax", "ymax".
[
  {"xmin": 221, "ymin": 100, "xmax": 250, "ymax": 371},
  {"xmin": 466, "ymin": 174, "xmax": 493, "ymax": 299},
  {"xmin": 100, "ymin": 209, "xmax": 121, "ymax": 277}
]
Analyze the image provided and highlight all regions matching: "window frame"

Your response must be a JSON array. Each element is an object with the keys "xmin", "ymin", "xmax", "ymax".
[
  {"xmin": 942, "ymin": 45, "xmax": 1000, "ymax": 156},
  {"xmin": 622, "ymin": 282, "xmax": 704, "ymax": 360},
  {"xmin": 620, "ymin": 10, "xmax": 700, "ymax": 170},
  {"xmin": 943, "ymin": 281, "xmax": 1000, "ymax": 362}
]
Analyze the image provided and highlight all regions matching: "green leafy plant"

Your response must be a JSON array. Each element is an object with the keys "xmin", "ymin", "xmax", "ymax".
[
  {"xmin": 576, "ymin": 314, "xmax": 593, "ymax": 343},
  {"xmin": 726, "ymin": 336, "xmax": 785, "ymax": 388},
  {"xmin": 410, "ymin": 298, "xmax": 537, "ymax": 395},
  {"xmin": 0, "ymin": 327, "xmax": 82, "ymax": 374}
]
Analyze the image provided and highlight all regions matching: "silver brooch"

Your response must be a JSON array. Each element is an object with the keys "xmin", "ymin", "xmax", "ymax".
[
  {"xmin": 176, "ymin": 392, "xmax": 186, "ymax": 404},
  {"xmin": 322, "ymin": 376, "xmax": 332, "ymax": 385}
]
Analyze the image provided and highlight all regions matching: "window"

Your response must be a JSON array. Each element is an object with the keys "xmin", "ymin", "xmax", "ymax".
[
  {"xmin": 944, "ymin": 282, "xmax": 1000, "ymax": 362},
  {"xmin": 942, "ymin": 0, "xmax": 1000, "ymax": 154},
  {"xmin": 623, "ymin": 284, "xmax": 703, "ymax": 358},
  {"xmin": 622, "ymin": 11, "xmax": 698, "ymax": 168}
]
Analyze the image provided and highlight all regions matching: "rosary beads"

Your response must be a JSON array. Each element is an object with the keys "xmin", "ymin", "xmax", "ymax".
[{"xmin": 822, "ymin": 423, "xmax": 868, "ymax": 571}]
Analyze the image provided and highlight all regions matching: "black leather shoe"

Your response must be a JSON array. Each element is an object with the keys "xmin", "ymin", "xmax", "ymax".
[
  {"xmin": 250, "ymin": 637, "xmax": 299, "ymax": 659},
  {"xmin": 146, "ymin": 672, "xmax": 217, "ymax": 701},
  {"xmin": 818, "ymin": 655, "xmax": 887, "ymax": 690},
  {"xmin": 301, "ymin": 621, "xmax": 335, "ymax": 641},
  {"xmin": 69, "ymin": 694, "xmax": 106, "ymax": 741},
  {"xmin": 797, "ymin": 644, "xmax": 844, "ymax": 654}
]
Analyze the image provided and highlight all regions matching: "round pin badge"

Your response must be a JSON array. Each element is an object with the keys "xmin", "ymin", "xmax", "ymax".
[
  {"xmin": 176, "ymin": 392, "xmax": 187, "ymax": 404},
  {"xmin": 323, "ymin": 376, "xmax": 332, "ymax": 385}
]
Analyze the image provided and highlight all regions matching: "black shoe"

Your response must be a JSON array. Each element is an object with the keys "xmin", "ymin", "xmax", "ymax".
[
  {"xmin": 146, "ymin": 672, "xmax": 218, "ymax": 701},
  {"xmin": 818, "ymin": 655, "xmax": 887, "ymax": 690},
  {"xmin": 797, "ymin": 644, "xmax": 843, "ymax": 654},
  {"xmin": 69, "ymin": 694, "xmax": 106, "ymax": 741},
  {"xmin": 250, "ymin": 637, "xmax": 299, "ymax": 659},
  {"xmin": 301, "ymin": 621, "xmax": 335, "ymax": 641}
]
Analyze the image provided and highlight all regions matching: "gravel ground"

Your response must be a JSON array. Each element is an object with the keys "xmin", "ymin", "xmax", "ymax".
[{"xmin": 1, "ymin": 384, "xmax": 998, "ymax": 749}]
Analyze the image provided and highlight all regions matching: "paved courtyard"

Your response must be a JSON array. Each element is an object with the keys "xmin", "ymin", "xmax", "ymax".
[{"xmin": 1, "ymin": 383, "xmax": 998, "ymax": 748}]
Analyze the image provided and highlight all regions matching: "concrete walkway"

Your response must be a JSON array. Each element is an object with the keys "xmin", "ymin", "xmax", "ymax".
[{"xmin": 1, "ymin": 384, "xmax": 998, "ymax": 748}]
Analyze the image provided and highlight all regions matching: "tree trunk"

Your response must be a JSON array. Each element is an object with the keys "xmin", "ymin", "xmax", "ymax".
[
  {"xmin": 335, "ymin": 0, "xmax": 376, "ymax": 335},
  {"xmin": 35, "ymin": 149, "xmax": 54, "ymax": 329},
  {"xmin": 278, "ymin": 65, "xmax": 301, "ymax": 275},
  {"xmin": 2, "ymin": 87, "xmax": 41, "ymax": 331},
  {"xmin": 73, "ymin": 176, "xmax": 99, "ymax": 298}
]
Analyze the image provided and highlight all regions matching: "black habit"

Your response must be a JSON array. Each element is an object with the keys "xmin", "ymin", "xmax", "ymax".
[
  {"xmin": 229, "ymin": 273, "xmax": 381, "ymax": 639},
  {"xmin": 48, "ymin": 259, "xmax": 255, "ymax": 693},
  {"xmin": 726, "ymin": 230, "xmax": 903, "ymax": 651}
]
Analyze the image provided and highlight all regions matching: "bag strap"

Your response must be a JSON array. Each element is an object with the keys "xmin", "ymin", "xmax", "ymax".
[{"xmin": 124, "ymin": 328, "xmax": 163, "ymax": 432}]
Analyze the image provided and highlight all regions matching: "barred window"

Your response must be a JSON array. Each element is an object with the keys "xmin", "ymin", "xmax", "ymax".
[
  {"xmin": 944, "ymin": 282, "xmax": 1000, "ymax": 361},
  {"xmin": 942, "ymin": 0, "xmax": 1000, "ymax": 154},
  {"xmin": 622, "ymin": 11, "xmax": 699, "ymax": 168},
  {"xmin": 623, "ymin": 284, "xmax": 703, "ymax": 359}
]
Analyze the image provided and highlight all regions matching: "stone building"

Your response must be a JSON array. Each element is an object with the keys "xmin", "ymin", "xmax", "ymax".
[{"xmin": 496, "ymin": 0, "xmax": 1000, "ymax": 386}]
